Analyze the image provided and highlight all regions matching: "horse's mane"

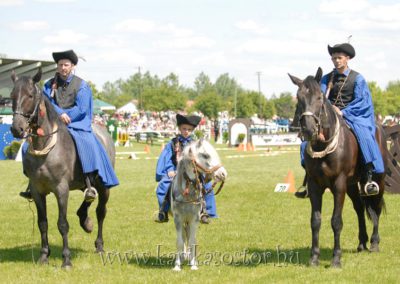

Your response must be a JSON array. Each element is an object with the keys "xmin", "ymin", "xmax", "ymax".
[{"xmin": 42, "ymin": 94, "xmax": 63, "ymax": 125}]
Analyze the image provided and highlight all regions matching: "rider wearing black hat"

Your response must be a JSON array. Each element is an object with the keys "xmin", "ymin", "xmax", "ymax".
[{"xmin": 295, "ymin": 42, "xmax": 384, "ymax": 198}]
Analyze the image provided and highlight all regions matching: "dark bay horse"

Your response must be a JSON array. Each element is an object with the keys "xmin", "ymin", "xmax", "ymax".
[
  {"xmin": 288, "ymin": 67, "xmax": 387, "ymax": 268},
  {"xmin": 10, "ymin": 68, "xmax": 114, "ymax": 268}
]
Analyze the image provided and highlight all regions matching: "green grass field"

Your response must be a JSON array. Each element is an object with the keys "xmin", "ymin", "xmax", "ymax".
[{"xmin": 1, "ymin": 142, "xmax": 399, "ymax": 283}]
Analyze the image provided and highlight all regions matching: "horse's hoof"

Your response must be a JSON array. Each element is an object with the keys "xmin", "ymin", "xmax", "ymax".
[
  {"xmin": 331, "ymin": 261, "xmax": 341, "ymax": 269},
  {"xmin": 61, "ymin": 261, "xmax": 73, "ymax": 270},
  {"xmin": 191, "ymin": 265, "xmax": 199, "ymax": 270},
  {"xmin": 38, "ymin": 256, "xmax": 49, "ymax": 265},
  {"xmin": 369, "ymin": 243, "xmax": 380, "ymax": 252},
  {"xmin": 81, "ymin": 217, "xmax": 93, "ymax": 233},
  {"xmin": 357, "ymin": 243, "xmax": 368, "ymax": 252},
  {"xmin": 173, "ymin": 265, "xmax": 182, "ymax": 271},
  {"xmin": 96, "ymin": 247, "xmax": 105, "ymax": 253},
  {"xmin": 309, "ymin": 257, "xmax": 319, "ymax": 267}
]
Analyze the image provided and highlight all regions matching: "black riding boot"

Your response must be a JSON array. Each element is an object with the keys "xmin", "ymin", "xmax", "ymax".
[
  {"xmin": 364, "ymin": 164, "xmax": 379, "ymax": 196},
  {"xmin": 155, "ymin": 186, "xmax": 170, "ymax": 223},
  {"xmin": 19, "ymin": 186, "xmax": 32, "ymax": 200},
  {"xmin": 295, "ymin": 173, "xmax": 309, "ymax": 199}
]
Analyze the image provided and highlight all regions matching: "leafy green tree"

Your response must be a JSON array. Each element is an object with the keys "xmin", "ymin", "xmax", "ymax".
[
  {"xmin": 272, "ymin": 92, "xmax": 296, "ymax": 118},
  {"xmin": 236, "ymin": 92, "xmax": 256, "ymax": 118},
  {"xmin": 194, "ymin": 72, "xmax": 214, "ymax": 96},
  {"xmin": 193, "ymin": 91, "xmax": 223, "ymax": 118},
  {"xmin": 214, "ymin": 73, "xmax": 241, "ymax": 99},
  {"xmin": 369, "ymin": 81, "xmax": 386, "ymax": 116}
]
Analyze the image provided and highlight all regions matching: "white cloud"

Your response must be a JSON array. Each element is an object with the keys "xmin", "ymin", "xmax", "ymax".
[
  {"xmin": 319, "ymin": 0, "xmax": 370, "ymax": 14},
  {"xmin": 235, "ymin": 20, "xmax": 269, "ymax": 35},
  {"xmin": 192, "ymin": 52, "xmax": 228, "ymax": 67},
  {"xmin": 42, "ymin": 29, "xmax": 88, "ymax": 44},
  {"xmin": 320, "ymin": 1, "xmax": 400, "ymax": 31},
  {"xmin": 0, "ymin": 0, "xmax": 23, "ymax": 6},
  {"xmin": 11, "ymin": 20, "xmax": 49, "ymax": 31},
  {"xmin": 89, "ymin": 49, "xmax": 146, "ymax": 66},
  {"xmin": 114, "ymin": 18, "xmax": 194, "ymax": 38},
  {"xmin": 159, "ymin": 23, "xmax": 193, "ymax": 37},
  {"xmin": 114, "ymin": 19, "xmax": 157, "ymax": 33},
  {"xmin": 34, "ymin": 0, "xmax": 77, "ymax": 2},
  {"xmin": 235, "ymin": 38, "xmax": 320, "ymax": 56},
  {"xmin": 154, "ymin": 36, "xmax": 215, "ymax": 50}
]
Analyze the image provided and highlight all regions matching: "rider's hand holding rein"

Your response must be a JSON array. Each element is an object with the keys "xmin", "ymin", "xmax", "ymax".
[
  {"xmin": 168, "ymin": 171, "xmax": 176, "ymax": 178},
  {"xmin": 60, "ymin": 113, "xmax": 71, "ymax": 124}
]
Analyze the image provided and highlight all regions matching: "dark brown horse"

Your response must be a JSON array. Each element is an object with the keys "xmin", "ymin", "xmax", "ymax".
[
  {"xmin": 10, "ymin": 68, "xmax": 114, "ymax": 268},
  {"xmin": 288, "ymin": 67, "xmax": 387, "ymax": 268}
]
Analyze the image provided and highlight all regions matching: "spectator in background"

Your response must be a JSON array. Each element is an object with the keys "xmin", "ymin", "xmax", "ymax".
[{"xmin": 214, "ymin": 119, "xmax": 220, "ymax": 143}]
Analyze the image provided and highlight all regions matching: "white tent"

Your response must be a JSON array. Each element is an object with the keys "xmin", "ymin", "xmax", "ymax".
[{"xmin": 117, "ymin": 102, "xmax": 138, "ymax": 113}]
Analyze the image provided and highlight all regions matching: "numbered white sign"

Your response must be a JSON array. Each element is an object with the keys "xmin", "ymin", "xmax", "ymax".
[{"xmin": 274, "ymin": 183, "xmax": 290, "ymax": 192}]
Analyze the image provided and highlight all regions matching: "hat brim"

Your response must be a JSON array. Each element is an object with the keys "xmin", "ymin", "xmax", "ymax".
[
  {"xmin": 176, "ymin": 114, "xmax": 201, "ymax": 127},
  {"xmin": 328, "ymin": 44, "xmax": 355, "ymax": 59},
  {"xmin": 52, "ymin": 50, "xmax": 78, "ymax": 65}
]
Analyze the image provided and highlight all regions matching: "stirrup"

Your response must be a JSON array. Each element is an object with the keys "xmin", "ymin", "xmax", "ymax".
[
  {"xmin": 19, "ymin": 191, "xmax": 33, "ymax": 202},
  {"xmin": 363, "ymin": 181, "xmax": 379, "ymax": 196},
  {"xmin": 295, "ymin": 186, "xmax": 309, "ymax": 198},
  {"xmin": 84, "ymin": 187, "xmax": 98, "ymax": 203}
]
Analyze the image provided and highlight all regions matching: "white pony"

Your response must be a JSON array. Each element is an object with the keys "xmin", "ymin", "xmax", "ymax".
[{"xmin": 171, "ymin": 138, "xmax": 227, "ymax": 271}]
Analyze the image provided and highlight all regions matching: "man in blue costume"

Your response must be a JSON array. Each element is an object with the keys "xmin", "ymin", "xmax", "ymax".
[
  {"xmin": 20, "ymin": 49, "xmax": 119, "ymax": 201},
  {"xmin": 295, "ymin": 43, "xmax": 384, "ymax": 198},
  {"xmin": 155, "ymin": 114, "xmax": 217, "ymax": 224}
]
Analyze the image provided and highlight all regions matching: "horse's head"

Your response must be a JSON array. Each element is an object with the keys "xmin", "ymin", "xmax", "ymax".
[
  {"xmin": 10, "ymin": 68, "xmax": 42, "ymax": 138},
  {"xmin": 183, "ymin": 139, "xmax": 227, "ymax": 183},
  {"xmin": 288, "ymin": 67, "xmax": 325, "ymax": 142}
]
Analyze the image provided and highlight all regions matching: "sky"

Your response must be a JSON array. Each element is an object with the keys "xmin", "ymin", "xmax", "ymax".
[{"xmin": 1, "ymin": 0, "xmax": 400, "ymax": 98}]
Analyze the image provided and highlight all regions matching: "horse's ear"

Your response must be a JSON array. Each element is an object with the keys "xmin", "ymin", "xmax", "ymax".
[
  {"xmin": 288, "ymin": 73, "xmax": 302, "ymax": 86},
  {"xmin": 32, "ymin": 67, "xmax": 42, "ymax": 83},
  {"xmin": 11, "ymin": 70, "xmax": 18, "ymax": 83},
  {"xmin": 315, "ymin": 67, "xmax": 323, "ymax": 83}
]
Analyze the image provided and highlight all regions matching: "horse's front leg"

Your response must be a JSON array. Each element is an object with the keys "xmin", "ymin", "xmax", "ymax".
[
  {"xmin": 55, "ymin": 187, "xmax": 72, "ymax": 269},
  {"xmin": 32, "ymin": 190, "xmax": 50, "ymax": 265},
  {"xmin": 188, "ymin": 212, "xmax": 200, "ymax": 270},
  {"xmin": 308, "ymin": 180, "xmax": 323, "ymax": 267},
  {"xmin": 331, "ymin": 176, "xmax": 346, "ymax": 268},
  {"xmin": 95, "ymin": 187, "xmax": 110, "ymax": 253},
  {"xmin": 173, "ymin": 213, "xmax": 185, "ymax": 271}
]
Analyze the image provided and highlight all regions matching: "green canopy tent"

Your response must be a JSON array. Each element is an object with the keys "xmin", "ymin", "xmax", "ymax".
[{"xmin": 93, "ymin": 98, "xmax": 116, "ymax": 115}]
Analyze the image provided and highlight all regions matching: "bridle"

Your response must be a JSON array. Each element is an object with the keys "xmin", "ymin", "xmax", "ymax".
[
  {"xmin": 299, "ymin": 92, "xmax": 340, "ymax": 158},
  {"xmin": 12, "ymin": 80, "xmax": 59, "ymax": 154},
  {"xmin": 192, "ymin": 159, "xmax": 225, "ymax": 195},
  {"xmin": 13, "ymin": 83, "xmax": 42, "ymax": 127},
  {"xmin": 179, "ymin": 156, "xmax": 225, "ymax": 204}
]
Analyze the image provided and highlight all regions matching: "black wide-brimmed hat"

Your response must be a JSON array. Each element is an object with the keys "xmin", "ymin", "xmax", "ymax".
[
  {"xmin": 52, "ymin": 49, "xmax": 78, "ymax": 65},
  {"xmin": 176, "ymin": 114, "xmax": 201, "ymax": 127},
  {"xmin": 328, "ymin": 43, "xmax": 355, "ymax": 59}
]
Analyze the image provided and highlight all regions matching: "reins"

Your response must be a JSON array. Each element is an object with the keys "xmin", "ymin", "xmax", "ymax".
[
  {"xmin": 13, "ymin": 82, "xmax": 59, "ymax": 154},
  {"xmin": 300, "ymin": 90, "xmax": 341, "ymax": 158},
  {"xmin": 192, "ymin": 159, "xmax": 225, "ymax": 195}
]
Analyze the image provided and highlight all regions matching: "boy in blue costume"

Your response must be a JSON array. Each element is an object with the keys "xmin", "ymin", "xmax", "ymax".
[{"xmin": 155, "ymin": 114, "xmax": 217, "ymax": 224}]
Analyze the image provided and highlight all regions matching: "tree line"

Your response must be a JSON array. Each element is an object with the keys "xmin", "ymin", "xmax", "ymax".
[{"xmin": 90, "ymin": 71, "xmax": 400, "ymax": 120}]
